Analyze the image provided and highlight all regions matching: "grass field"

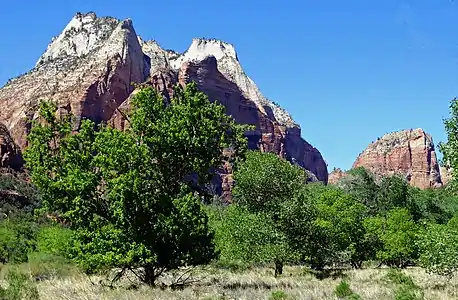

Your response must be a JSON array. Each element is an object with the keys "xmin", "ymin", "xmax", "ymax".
[{"xmin": 6, "ymin": 265, "xmax": 456, "ymax": 300}]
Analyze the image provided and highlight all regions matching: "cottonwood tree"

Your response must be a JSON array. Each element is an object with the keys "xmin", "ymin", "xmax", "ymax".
[{"xmin": 24, "ymin": 82, "xmax": 248, "ymax": 286}]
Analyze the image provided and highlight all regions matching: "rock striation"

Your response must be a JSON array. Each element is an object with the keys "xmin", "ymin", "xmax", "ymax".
[
  {"xmin": 0, "ymin": 12, "xmax": 328, "ymax": 196},
  {"xmin": 353, "ymin": 128, "xmax": 442, "ymax": 189}
]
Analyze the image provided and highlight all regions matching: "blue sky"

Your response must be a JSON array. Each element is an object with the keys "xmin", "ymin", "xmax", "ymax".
[{"xmin": 1, "ymin": 0, "xmax": 457, "ymax": 171}]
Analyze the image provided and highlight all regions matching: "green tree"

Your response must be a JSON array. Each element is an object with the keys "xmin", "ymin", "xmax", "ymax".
[
  {"xmin": 232, "ymin": 151, "xmax": 308, "ymax": 274},
  {"xmin": 439, "ymin": 97, "xmax": 458, "ymax": 188},
  {"xmin": 417, "ymin": 216, "xmax": 458, "ymax": 277},
  {"xmin": 364, "ymin": 208, "xmax": 418, "ymax": 268},
  {"xmin": 23, "ymin": 82, "xmax": 247, "ymax": 285},
  {"xmin": 337, "ymin": 167, "xmax": 379, "ymax": 215},
  {"xmin": 209, "ymin": 204, "xmax": 294, "ymax": 276},
  {"xmin": 283, "ymin": 184, "xmax": 368, "ymax": 270},
  {"xmin": 376, "ymin": 175, "xmax": 409, "ymax": 214},
  {"xmin": 233, "ymin": 150, "xmax": 307, "ymax": 216}
]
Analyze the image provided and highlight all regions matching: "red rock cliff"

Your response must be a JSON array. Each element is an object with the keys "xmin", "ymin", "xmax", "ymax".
[
  {"xmin": 353, "ymin": 128, "xmax": 442, "ymax": 189},
  {"xmin": 0, "ymin": 12, "xmax": 328, "ymax": 195}
]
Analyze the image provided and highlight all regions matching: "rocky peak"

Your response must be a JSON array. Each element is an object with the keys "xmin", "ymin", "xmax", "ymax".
[
  {"xmin": 169, "ymin": 38, "xmax": 297, "ymax": 128},
  {"xmin": 36, "ymin": 12, "xmax": 121, "ymax": 66},
  {"xmin": 353, "ymin": 128, "xmax": 442, "ymax": 189}
]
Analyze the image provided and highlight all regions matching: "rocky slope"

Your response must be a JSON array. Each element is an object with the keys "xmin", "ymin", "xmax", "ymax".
[
  {"xmin": 328, "ymin": 168, "xmax": 346, "ymax": 185},
  {"xmin": 0, "ymin": 12, "xmax": 328, "ymax": 195},
  {"xmin": 353, "ymin": 128, "xmax": 442, "ymax": 189}
]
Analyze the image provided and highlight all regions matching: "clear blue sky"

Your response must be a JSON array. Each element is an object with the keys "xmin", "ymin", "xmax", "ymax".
[{"xmin": 1, "ymin": 1, "xmax": 457, "ymax": 171}]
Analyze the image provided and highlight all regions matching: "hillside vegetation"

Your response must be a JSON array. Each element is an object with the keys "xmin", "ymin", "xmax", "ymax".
[{"xmin": 2, "ymin": 85, "xmax": 458, "ymax": 299}]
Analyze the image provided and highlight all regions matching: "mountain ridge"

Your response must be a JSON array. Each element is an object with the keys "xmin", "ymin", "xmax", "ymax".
[{"xmin": 0, "ymin": 11, "xmax": 328, "ymax": 196}]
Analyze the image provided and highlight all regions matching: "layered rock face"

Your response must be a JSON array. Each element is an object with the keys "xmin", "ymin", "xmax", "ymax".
[
  {"xmin": 0, "ymin": 123, "xmax": 23, "ymax": 170},
  {"xmin": 0, "ymin": 12, "xmax": 328, "ymax": 195},
  {"xmin": 353, "ymin": 129, "xmax": 442, "ymax": 189}
]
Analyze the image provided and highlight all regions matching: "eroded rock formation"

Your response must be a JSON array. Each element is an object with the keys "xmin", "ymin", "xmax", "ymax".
[
  {"xmin": 353, "ymin": 128, "xmax": 442, "ymax": 189},
  {"xmin": 0, "ymin": 12, "xmax": 328, "ymax": 196}
]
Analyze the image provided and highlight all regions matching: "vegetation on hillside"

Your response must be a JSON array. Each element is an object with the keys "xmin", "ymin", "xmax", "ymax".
[{"xmin": 1, "ymin": 86, "xmax": 458, "ymax": 298}]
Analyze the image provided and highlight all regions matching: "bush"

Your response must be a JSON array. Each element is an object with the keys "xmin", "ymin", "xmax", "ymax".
[
  {"xmin": 364, "ymin": 208, "xmax": 418, "ymax": 267},
  {"xmin": 35, "ymin": 225, "xmax": 73, "ymax": 258},
  {"xmin": 334, "ymin": 280, "xmax": 361, "ymax": 299},
  {"xmin": 0, "ymin": 268, "xmax": 39, "ymax": 300},
  {"xmin": 385, "ymin": 269, "xmax": 423, "ymax": 300},
  {"xmin": 27, "ymin": 252, "xmax": 78, "ymax": 281},
  {"xmin": 0, "ymin": 216, "xmax": 38, "ymax": 264},
  {"xmin": 269, "ymin": 290, "xmax": 294, "ymax": 300}
]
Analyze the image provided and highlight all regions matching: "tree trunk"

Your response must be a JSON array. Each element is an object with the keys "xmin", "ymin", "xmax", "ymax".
[
  {"xmin": 274, "ymin": 259, "xmax": 283, "ymax": 277},
  {"xmin": 143, "ymin": 265, "xmax": 159, "ymax": 286}
]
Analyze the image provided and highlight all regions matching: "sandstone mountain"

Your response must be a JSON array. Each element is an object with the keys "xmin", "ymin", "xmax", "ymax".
[
  {"xmin": 0, "ymin": 12, "xmax": 328, "ymax": 195},
  {"xmin": 328, "ymin": 168, "xmax": 346, "ymax": 185},
  {"xmin": 352, "ymin": 128, "xmax": 443, "ymax": 189}
]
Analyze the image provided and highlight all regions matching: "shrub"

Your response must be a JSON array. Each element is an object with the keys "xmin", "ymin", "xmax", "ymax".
[
  {"xmin": 0, "ymin": 216, "xmax": 38, "ymax": 264},
  {"xmin": 269, "ymin": 290, "xmax": 294, "ymax": 300},
  {"xmin": 334, "ymin": 280, "xmax": 361, "ymax": 299},
  {"xmin": 0, "ymin": 268, "xmax": 39, "ymax": 300}
]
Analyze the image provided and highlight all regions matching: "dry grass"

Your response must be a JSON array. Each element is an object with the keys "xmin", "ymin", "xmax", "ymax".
[{"xmin": 14, "ymin": 266, "xmax": 458, "ymax": 299}]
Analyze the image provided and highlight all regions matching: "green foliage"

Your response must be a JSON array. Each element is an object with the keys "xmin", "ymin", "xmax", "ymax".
[
  {"xmin": 35, "ymin": 225, "xmax": 73, "ymax": 257},
  {"xmin": 269, "ymin": 290, "xmax": 294, "ymax": 300},
  {"xmin": 23, "ymin": 82, "xmax": 247, "ymax": 285},
  {"xmin": 0, "ymin": 268, "xmax": 39, "ymax": 300},
  {"xmin": 338, "ymin": 167, "xmax": 378, "ymax": 214},
  {"xmin": 364, "ymin": 208, "xmax": 418, "ymax": 267},
  {"xmin": 439, "ymin": 97, "xmax": 458, "ymax": 186},
  {"xmin": 376, "ymin": 175, "xmax": 409, "ymax": 214},
  {"xmin": 233, "ymin": 150, "xmax": 306, "ymax": 215},
  {"xmin": 334, "ymin": 280, "xmax": 361, "ymax": 299},
  {"xmin": 209, "ymin": 204, "xmax": 294, "ymax": 269},
  {"xmin": 417, "ymin": 219, "xmax": 458, "ymax": 277},
  {"xmin": 0, "ymin": 172, "xmax": 41, "ymax": 218},
  {"xmin": 385, "ymin": 269, "xmax": 423, "ymax": 300},
  {"xmin": 281, "ymin": 184, "xmax": 368, "ymax": 270},
  {"xmin": 0, "ymin": 216, "xmax": 38, "ymax": 264}
]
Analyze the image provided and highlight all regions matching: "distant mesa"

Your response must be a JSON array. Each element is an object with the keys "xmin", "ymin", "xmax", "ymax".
[{"xmin": 329, "ymin": 128, "xmax": 449, "ymax": 189}]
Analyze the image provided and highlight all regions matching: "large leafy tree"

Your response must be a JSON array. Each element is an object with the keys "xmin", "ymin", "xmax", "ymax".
[
  {"xmin": 439, "ymin": 97, "xmax": 458, "ymax": 188},
  {"xmin": 417, "ymin": 217, "xmax": 458, "ymax": 278},
  {"xmin": 282, "ymin": 184, "xmax": 368, "ymax": 270},
  {"xmin": 364, "ymin": 208, "xmax": 418, "ymax": 268},
  {"xmin": 208, "ymin": 204, "xmax": 294, "ymax": 276},
  {"xmin": 337, "ymin": 167, "xmax": 379, "ymax": 215},
  {"xmin": 23, "ymin": 82, "xmax": 248, "ymax": 285}
]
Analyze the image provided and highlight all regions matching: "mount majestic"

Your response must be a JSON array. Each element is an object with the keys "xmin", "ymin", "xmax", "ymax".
[{"xmin": 0, "ymin": 12, "xmax": 328, "ymax": 197}]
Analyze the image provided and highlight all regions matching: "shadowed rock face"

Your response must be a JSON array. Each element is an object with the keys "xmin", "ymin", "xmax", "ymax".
[
  {"xmin": 0, "ymin": 12, "xmax": 328, "ymax": 197},
  {"xmin": 353, "ymin": 128, "xmax": 442, "ymax": 189},
  {"xmin": 0, "ymin": 123, "xmax": 23, "ymax": 170}
]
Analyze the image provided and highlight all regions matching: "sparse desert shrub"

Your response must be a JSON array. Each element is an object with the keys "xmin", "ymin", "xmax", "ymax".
[
  {"xmin": 385, "ymin": 269, "xmax": 424, "ymax": 300},
  {"xmin": 334, "ymin": 279, "xmax": 361, "ymax": 299},
  {"xmin": 0, "ymin": 268, "xmax": 39, "ymax": 300},
  {"xmin": 269, "ymin": 290, "xmax": 294, "ymax": 300}
]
